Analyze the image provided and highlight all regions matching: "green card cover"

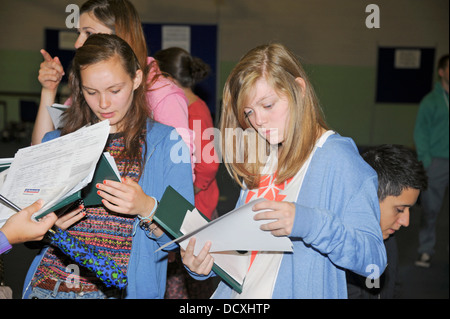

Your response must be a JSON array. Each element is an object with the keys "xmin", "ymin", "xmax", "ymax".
[
  {"xmin": 0, "ymin": 166, "xmax": 10, "ymax": 173},
  {"xmin": 82, "ymin": 153, "xmax": 121, "ymax": 206},
  {"xmin": 153, "ymin": 186, "xmax": 243, "ymax": 293}
]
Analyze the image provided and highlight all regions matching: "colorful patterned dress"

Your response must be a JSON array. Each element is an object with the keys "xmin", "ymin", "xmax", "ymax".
[{"xmin": 30, "ymin": 133, "xmax": 141, "ymax": 292}]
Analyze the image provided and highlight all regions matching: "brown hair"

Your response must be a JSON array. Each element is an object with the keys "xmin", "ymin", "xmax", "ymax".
[
  {"xmin": 220, "ymin": 43, "xmax": 328, "ymax": 189},
  {"xmin": 154, "ymin": 47, "xmax": 210, "ymax": 89},
  {"xmin": 62, "ymin": 34, "xmax": 148, "ymax": 177}
]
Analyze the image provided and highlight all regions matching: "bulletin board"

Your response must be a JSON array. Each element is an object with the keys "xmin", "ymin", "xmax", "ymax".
[
  {"xmin": 142, "ymin": 23, "xmax": 218, "ymax": 116},
  {"xmin": 375, "ymin": 47, "xmax": 435, "ymax": 103},
  {"xmin": 44, "ymin": 29, "xmax": 77, "ymax": 84},
  {"xmin": 45, "ymin": 24, "xmax": 218, "ymax": 115}
]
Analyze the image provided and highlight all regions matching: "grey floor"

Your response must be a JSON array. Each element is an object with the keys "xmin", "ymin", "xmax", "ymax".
[{"xmin": 0, "ymin": 138, "xmax": 448, "ymax": 299}]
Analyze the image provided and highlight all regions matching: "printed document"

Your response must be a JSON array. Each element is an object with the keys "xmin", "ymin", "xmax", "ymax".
[
  {"xmin": 157, "ymin": 199, "xmax": 293, "ymax": 254},
  {"xmin": 0, "ymin": 120, "xmax": 111, "ymax": 227}
]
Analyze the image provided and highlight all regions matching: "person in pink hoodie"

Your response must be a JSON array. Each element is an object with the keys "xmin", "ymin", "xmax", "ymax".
[{"xmin": 32, "ymin": 0, "xmax": 194, "ymax": 177}]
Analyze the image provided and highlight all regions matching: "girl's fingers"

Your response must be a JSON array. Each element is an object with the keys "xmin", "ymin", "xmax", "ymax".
[
  {"xmin": 55, "ymin": 207, "xmax": 85, "ymax": 230},
  {"xmin": 40, "ymin": 49, "xmax": 53, "ymax": 62}
]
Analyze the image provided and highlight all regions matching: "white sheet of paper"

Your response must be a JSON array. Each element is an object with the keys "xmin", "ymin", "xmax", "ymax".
[
  {"xmin": 103, "ymin": 152, "xmax": 121, "ymax": 180},
  {"xmin": 0, "ymin": 158, "xmax": 13, "ymax": 166},
  {"xmin": 157, "ymin": 199, "xmax": 293, "ymax": 255},
  {"xmin": 209, "ymin": 251, "xmax": 250, "ymax": 286},
  {"xmin": 180, "ymin": 209, "xmax": 208, "ymax": 235},
  {"xmin": 47, "ymin": 104, "xmax": 69, "ymax": 129},
  {"xmin": 179, "ymin": 209, "xmax": 251, "ymax": 286},
  {"xmin": 0, "ymin": 120, "xmax": 111, "ymax": 226}
]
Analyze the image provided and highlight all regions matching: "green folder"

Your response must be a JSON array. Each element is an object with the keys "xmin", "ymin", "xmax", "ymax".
[
  {"xmin": 0, "ymin": 165, "xmax": 10, "ymax": 173},
  {"xmin": 153, "ymin": 186, "xmax": 243, "ymax": 294},
  {"xmin": 33, "ymin": 153, "xmax": 121, "ymax": 220},
  {"xmin": 0, "ymin": 159, "xmax": 12, "ymax": 173}
]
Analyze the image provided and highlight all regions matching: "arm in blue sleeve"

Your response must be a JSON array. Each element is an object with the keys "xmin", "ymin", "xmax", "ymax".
[
  {"xmin": 156, "ymin": 129, "xmax": 195, "ymax": 250},
  {"xmin": 0, "ymin": 231, "xmax": 12, "ymax": 255},
  {"xmin": 290, "ymin": 177, "xmax": 387, "ymax": 277}
]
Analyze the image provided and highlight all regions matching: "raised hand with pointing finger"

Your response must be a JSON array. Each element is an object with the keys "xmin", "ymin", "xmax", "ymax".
[
  {"xmin": 38, "ymin": 49, "xmax": 65, "ymax": 91},
  {"xmin": 32, "ymin": 49, "xmax": 66, "ymax": 145}
]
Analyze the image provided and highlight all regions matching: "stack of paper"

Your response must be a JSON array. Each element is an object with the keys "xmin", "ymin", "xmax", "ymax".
[
  {"xmin": 172, "ymin": 202, "xmax": 293, "ymax": 254},
  {"xmin": 47, "ymin": 103, "xmax": 69, "ymax": 129},
  {"xmin": 0, "ymin": 158, "xmax": 12, "ymax": 173},
  {"xmin": 0, "ymin": 158, "xmax": 12, "ymax": 190},
  {"xmin": 153, "ymin": 186, "xmax": 293, "ymax": 293},
  {"xmin": 0, "ymin": 120, "xmax": 111, "ymax": 227}
]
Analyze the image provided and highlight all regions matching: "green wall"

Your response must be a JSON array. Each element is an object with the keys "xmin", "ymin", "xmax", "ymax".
[
  {"xmin": 0, "ymin": 50, "xmax": 43, "ymax": 130},
  {"xmin": 0, "ymin": 50, "xmax": 420, "ymax": 148},
  {"xmin": 219, "ymin": 61, "xmax": 419, "ymax": 148}
]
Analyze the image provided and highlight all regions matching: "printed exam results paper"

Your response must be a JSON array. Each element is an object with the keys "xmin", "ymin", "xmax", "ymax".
[{"xmin": 0, "ymin": 120, "xmax": 111, "ymax": 227}]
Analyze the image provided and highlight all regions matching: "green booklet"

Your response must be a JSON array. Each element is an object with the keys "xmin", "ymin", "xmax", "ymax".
[
  {"xmin": 153, "ymin": 186, "xmax": 244, "ymax": 294},
  {"xmin": 0, "ymin": 158, "xmax": 13, "ymax": 173}
]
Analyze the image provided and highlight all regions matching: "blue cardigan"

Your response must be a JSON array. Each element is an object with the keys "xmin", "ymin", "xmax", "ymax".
[
  {"xmin": 22, "ymin": 121, "xmax": 194, "ymax": 299},
  {"xmin": 209, "ymin": 134, "xmax": 387, "ymax": 298}
]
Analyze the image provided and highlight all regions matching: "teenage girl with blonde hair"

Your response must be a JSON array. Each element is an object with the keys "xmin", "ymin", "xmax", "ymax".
[{"xmin": 182, "ymin": 43, "xmax": 387, "ymax": 299}]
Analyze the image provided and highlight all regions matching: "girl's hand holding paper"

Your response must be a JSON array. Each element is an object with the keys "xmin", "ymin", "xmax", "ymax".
[
  {"xmin": 181, "ymin": 237, "xmax": 214, "ymax": 276},
  {"xmin": 96, "ymin": 177, "xmax": 163, "ymax": 237},
  {"xmin": 252, "ymin": 200, "xmax": 296, "ymax": 237},
  {"xmin": 96, "ymin": 177, "xmax": 156, "ymax": 218}
]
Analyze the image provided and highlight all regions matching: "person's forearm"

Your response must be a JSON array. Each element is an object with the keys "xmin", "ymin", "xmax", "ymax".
[
  {"xmin": 0, "ymin": 231, "xmax": 12, "ymax": 254},
  {"xmin": 31, "ymin": 88, "xmax": 57, "ymax": 145}
]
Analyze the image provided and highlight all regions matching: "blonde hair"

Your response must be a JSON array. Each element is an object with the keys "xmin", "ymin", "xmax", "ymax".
[{"xmin": 220, "ymin": 43, "xmax": 328, "ymax": 189}]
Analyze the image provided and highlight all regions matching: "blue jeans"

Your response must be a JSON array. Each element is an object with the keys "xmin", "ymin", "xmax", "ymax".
[
  {"xmin": 27, "ymin": 280, "xmax": 122, "ymax": 299},
  {"xmin": 418, "ymin": 158, "xmax": 449, "ymax": 256}
]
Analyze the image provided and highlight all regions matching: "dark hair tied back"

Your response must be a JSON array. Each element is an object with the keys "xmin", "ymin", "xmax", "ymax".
[{"xmin": 154, "ymin": 47, "xmax": 210, "ymax": 88}]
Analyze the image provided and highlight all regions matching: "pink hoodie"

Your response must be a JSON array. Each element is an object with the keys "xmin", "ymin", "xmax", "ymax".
[{"xmin": 146, "ymin": 57, "xmax": 195, "ymax": 179}]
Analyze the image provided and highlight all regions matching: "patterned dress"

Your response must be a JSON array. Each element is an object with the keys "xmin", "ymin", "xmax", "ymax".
[{"xmin": 31, "ymin": 133, "xmax": 141, "ymax": 292}]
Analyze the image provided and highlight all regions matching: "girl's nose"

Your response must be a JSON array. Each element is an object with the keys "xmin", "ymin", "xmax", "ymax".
[
  {"xmin": 253, "ymin": 109, "xmax": 267, "ymax": 127},
  {"xmin": 98, "ymin": 94, "xmax": 110, "ymax": 109},
  {"xmin": 74, "ymin": 34, "xmax": 85, "ymax": 49}
]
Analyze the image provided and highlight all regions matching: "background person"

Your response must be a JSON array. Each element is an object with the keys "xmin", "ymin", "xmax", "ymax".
[
  {"xmin": 347, "ymin": 144, "xmax": 428, "ymax": 298},
  {"xmin": 0, "ymin": 200, "xmax": 58, "ymax": 255},
  {"xmin": 154, "ymin": 47, "xmax": 220, "ymax": 299},
  {"xmin": 32, "ymin": 0, "xmax": 194, "ymax": 179},
  {"xmin": 413, "ymin": 54, "xmax": 449, "ymax": 268}
]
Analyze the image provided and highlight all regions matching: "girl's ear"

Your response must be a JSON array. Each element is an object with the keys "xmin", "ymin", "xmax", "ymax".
[
  {"xmin": 133, "ymin": 69, "xmax": 143, "ymax": 90},
  {"xmin": 295, "ymin": 77, "xmax": 306, "ymax": 97}
]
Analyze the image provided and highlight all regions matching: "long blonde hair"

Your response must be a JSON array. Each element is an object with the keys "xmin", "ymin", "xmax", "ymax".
[{"xmin": 220, "ymin": 43, "xmax": 328, "ymax": 189}]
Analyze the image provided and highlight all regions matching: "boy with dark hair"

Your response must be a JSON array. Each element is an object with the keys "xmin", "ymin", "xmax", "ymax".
[{"xmin": 347, "ymin": 144, "xmax": 428, "ymax": 298}]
